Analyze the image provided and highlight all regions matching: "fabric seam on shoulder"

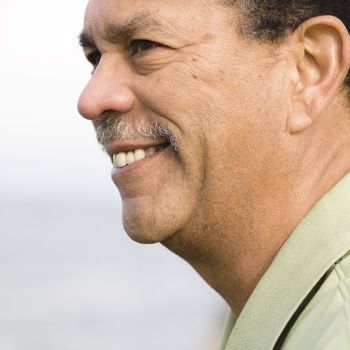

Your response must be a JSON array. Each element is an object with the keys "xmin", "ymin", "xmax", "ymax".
[{"xmin": 334, "ymin": 264, "xmax": 350, "ymax": 345}]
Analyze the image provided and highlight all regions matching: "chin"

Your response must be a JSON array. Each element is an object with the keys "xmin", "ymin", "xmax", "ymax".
[
  {"xmin": 121, "ymin": 197, "xmax": 187, "ymax": 244},
  {"xmin": 123, "ymin": 226, "xmax": 169, "ymax": 244}
]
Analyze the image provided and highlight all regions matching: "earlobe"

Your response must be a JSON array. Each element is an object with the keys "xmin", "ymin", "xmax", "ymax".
[
  {"xmin": 286, "ymin": 16, "xmax": 350, "ymax": 134},
  {"xmin": 287, "ymin": 114, "xmax": 313, "ymax": 134}
]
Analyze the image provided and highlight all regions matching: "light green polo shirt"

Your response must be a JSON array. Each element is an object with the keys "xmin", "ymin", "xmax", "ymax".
[{"xmin": 220, "ymin": 173, "xmax": 350, "ymax": 350}]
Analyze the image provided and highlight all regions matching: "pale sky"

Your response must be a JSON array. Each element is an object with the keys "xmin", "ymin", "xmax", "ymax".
[{"xmin": 0, "ymin": 0, "xmax": 111, "ymax": 200}]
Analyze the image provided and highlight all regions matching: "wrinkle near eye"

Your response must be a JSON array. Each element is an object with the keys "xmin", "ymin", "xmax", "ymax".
[{"xmin": 130, "ymin": 46, "xmax": 176, "ymax": 74}]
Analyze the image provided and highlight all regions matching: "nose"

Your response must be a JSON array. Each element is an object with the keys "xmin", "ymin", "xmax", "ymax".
[{"xmin": 77, "ymin": 58, "xmax": 135, "ymax": 120}]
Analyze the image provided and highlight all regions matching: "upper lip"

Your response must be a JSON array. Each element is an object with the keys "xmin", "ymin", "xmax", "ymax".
[{"xmin": 104, "ymin": 139, "xmax": 170, "ymax": 156}]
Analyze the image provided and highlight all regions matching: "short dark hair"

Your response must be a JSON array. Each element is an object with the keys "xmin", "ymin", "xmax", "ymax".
[{"xmin": 225, "ymin": 0, "xmax": 350, "ymax": 88}]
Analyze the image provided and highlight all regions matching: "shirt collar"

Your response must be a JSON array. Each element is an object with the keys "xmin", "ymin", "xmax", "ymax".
[{"xmin": 222, "ymin": 173, "xmax": 350, "ymax": 350}]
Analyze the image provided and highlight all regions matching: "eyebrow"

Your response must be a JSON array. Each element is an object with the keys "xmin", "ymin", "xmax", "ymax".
[
  {"xmin": 79, "ymin": 32, "xmax": 95, "ymax": 49},
  {"xmin": 79, "ymin": 13, "xmax": 174, "ymax": 49}
]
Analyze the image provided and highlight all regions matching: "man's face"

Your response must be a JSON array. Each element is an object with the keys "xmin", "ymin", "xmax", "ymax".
[{"xmin": 78, "ymin": 0, "xmax": 289, "ymax": 245}]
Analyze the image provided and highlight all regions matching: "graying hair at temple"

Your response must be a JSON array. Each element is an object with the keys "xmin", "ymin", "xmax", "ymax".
[{"xmin": 223, "ymin": 0, "xmax": 350, "ymax": 87}]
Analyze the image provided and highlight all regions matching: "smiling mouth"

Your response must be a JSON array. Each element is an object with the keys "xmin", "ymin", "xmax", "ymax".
[{"xmin": 112, "ymin": 144, "xmax": 169, "ymax": 169}]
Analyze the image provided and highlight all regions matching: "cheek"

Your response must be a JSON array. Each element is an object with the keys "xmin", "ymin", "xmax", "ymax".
[
  {"xmin": 134, "ymin": 63, "xmax": 287, "ymax": 175},
  {"xmin": 217, "ymin": 64, "xmax": 287, "ymax": 134},
  {"xmin": 135, "ymin": 69, "xmax": 206, "ymax": 116},
  {"xmin": 134, "ymin": 54, "xmax": 231, "ymax": 123},
  {"xmin": 134, "ymin": 69, "xmax": 217, "ymax": 192},
  {"xmin": 202, "ymin": 67, "xmax": 288, "ymax": 175}
]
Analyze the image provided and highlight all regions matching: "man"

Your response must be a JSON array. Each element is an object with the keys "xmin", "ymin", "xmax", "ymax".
[{"xmin": 77, "ymin": 0, "xmax": 350, "ymax": 348}]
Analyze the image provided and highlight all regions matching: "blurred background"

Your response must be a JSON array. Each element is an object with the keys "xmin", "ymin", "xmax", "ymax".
[{"xmin": 0, "ymin": 1, "xmax": 226, "ymax": 349}]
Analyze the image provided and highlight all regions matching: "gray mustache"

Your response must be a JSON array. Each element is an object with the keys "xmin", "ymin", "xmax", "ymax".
[{"xmin": 93, "ymin": 115, "xmax": 179, "ymax": 151}]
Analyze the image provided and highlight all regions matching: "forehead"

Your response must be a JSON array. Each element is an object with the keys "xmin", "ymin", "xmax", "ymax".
[
  {"xmin": 85, "ymin": 0, "xmax": 218, "ymax": 19},
  {"xmin": 83, "ymin": 0, "xmax": 228, "ymax": 40}
]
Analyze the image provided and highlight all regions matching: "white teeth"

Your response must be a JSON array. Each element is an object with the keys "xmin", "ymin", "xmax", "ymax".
[
  {"xmin": 113, "ymin": 153, "xmax": 127, "ymax": 168},
  {"xmin": 113, "ymin": 145, "xmax": 166, "ymax": 168},
  {"xmin": 145, "ymin": 147, "xmax": 157, "ymax": 156},
  {"xmin": 134, "ymin": 149, "xmax": 146, "ymax": 161},
  {"xmin": 126, "ymin": 151, "xmax": 135, "ymax": 165}
]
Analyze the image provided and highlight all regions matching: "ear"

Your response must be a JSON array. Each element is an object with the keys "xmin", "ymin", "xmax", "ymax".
[{"xmin": 287, "ymin": 16, "xmax": 350, "ymax": 134}]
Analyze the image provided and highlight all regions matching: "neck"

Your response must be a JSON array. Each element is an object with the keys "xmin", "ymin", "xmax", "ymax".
[{"xmin": 163, "ymin": 188, "xmax": 303, "ymax": 315}]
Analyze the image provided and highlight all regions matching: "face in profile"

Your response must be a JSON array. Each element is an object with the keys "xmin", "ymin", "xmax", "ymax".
[{"xmin": 78, "ymin": 0, "xmax": 290, "ymax": 246}]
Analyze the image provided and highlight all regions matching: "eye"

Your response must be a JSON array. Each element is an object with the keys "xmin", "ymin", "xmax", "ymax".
[
  {"xmin": 86, "ymin": 50, "xmax": 101, "ymax": 68},
  {"xmin": 129, "ymin": 39, "xmax": 161, "ymax": 57}
]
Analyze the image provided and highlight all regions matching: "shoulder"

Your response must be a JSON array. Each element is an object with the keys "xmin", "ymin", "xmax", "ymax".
[{"xmin": 283, "ymin": 253, "xmax": 350, "ymax": 350}]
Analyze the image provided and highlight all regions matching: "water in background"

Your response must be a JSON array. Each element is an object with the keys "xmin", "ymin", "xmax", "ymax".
[{"xmin": 0, "ymin": 195, "xmax": 226, "ymax": 350}]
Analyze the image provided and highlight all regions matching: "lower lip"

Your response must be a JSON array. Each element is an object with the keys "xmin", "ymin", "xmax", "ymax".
[{"xmin": 111, "ymin": 146, "xmax": 172, "ymax": 177}]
